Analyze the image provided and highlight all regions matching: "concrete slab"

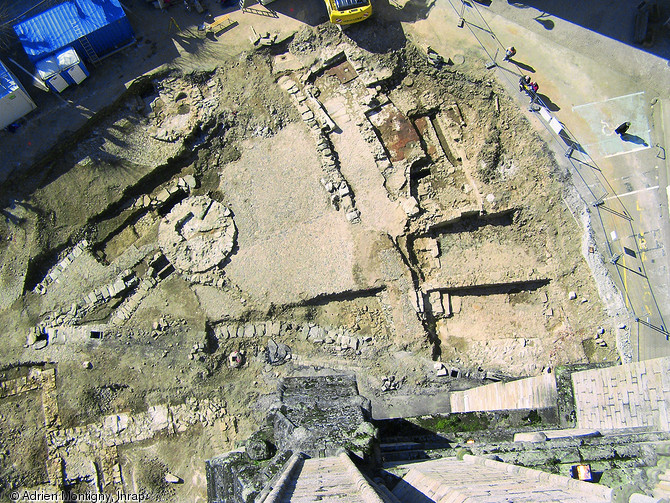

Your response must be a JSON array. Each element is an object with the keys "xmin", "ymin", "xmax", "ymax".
[{"xmin": 572, "ymin": 91, "xmax": 652, "ymax": 158}]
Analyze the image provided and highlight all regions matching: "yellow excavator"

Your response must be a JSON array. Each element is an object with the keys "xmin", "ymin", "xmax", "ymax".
[
  {"xmin": 323, "ymin": 0, "xmax": 372, "ymax": 25},
  {"xmin": 254, "ymin": 0, "xmax": 372, "ymax": 25}
]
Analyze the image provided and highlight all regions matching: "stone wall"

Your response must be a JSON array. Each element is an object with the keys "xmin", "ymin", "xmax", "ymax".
[{"xmin": 212, "ymin": 319, "xmax": 374, "ymax": 353}]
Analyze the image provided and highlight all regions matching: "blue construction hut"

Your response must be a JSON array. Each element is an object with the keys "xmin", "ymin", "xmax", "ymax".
[{"xmin": 13, "ymin": 0, "xmax": 135, "ymax": 66}]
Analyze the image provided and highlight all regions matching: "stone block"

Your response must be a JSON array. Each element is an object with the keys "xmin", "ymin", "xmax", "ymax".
[
  {"xmin": 165, "ymin": 473, "xmax": 181, "ymax": 484},
  {"xmin": 157, "ymin": 188, "xmax": 171, "ymax": 203},
  {"xmin": 183, "ymin": 175, "xmax": 197, "ymax": 189},
  {"xmin": 112, "ymin": 279, "xmax": 126, "ymax": 296},
  {"xmin": 149, "ymin": 405, "xmax": 170, "ymax": 431},
  {"xmin": 428, "ymin": 290, "xmax": 444, "ymax": 316},
  {"xmin": 513, "ymin": 432, "xmax": 547, "ymax": 443},
  {"xmin": 401, "ymin": 196, "xmax": 420, "ymax": 217},
  {"xmin": 346, "ymin": 210, "xmax": 360, "ymax": 222}
]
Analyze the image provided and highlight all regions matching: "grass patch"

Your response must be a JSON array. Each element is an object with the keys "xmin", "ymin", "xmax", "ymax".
[{"xmin": 412, "ymin": 412, "xmax": 490, "ymax": 433}]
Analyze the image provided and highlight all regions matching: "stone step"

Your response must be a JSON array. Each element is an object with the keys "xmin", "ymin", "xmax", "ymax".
[
  {"xmin": 380, "ymin": 442, "xmax": 423, "ymax": 452},
  {"xmin": 381, "ymin": 449, "xmax": 431, "ymax": 463},
  {"xmin": 380, "ymin": 440, "xmax": 452, "ymax": 451}
]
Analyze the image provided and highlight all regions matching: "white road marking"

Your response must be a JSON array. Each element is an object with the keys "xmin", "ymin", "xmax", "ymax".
[
  {"xmin": 572, "ymin": 91, "xmax": 646, "ymax": 110},
  {"xmin": 603, "ymin": 145, "xmax": 651, "ymax": 158},
  {"xmin": 604, "ymin": 186, "xmax": 659, "ymax": 201}
]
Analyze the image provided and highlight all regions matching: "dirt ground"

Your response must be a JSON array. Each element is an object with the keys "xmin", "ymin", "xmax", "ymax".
[{"xmin": 0, "ymin": 7, "xmax": 622, "ymax": 501}]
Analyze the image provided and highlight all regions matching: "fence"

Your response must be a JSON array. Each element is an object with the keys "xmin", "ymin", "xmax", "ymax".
[{"xmin": 445, "ymin": 0, "xmax": 668, "ymax": 360}]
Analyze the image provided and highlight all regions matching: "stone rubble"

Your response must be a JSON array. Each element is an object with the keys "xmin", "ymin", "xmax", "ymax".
[
  {"xmin": 148, "ymin": 75, "xmax": 222, "ymax": 143},
  {"xmin": 381, "ymin": 375, "xmax": 404, "ymax": 392},
  {"xmin": 111, "ymin": 252, "xmax": 171, "ymax": 325},
  {"xmin": 47, "ymin": 397, "xmax": 228, "ymax": 451}
]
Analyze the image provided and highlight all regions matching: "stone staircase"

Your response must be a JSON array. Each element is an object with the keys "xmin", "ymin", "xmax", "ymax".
[
  {"xmin": 264, "ymin": 453, "xmax": 397, "ymax": 503},
  {"xmin": 391, "ymin": 455, "xmax": 613, "ymax": 503},
  {"xmin": 653, "ymin": 468, "xmax": 670, "ymax": 500}
]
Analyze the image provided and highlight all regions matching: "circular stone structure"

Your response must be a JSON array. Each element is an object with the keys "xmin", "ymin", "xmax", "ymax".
[{"xmin": 158, "ymin": 196, "xmax": 236, "ymax": 274}]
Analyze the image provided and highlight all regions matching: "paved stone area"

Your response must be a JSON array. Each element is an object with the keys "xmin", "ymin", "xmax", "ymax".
[
  {"xmin": 449, "ymin": 373, "xmax": 557, "ymax": 413},
  {"xmin": 391, "ymin": 455, "xmax": 612, "ymax": 502},
  {"xmin": 572, "ymin": 356, "xmax": 670, "ymax": 430}
]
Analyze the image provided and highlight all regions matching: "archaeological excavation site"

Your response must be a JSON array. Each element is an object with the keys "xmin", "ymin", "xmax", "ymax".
[{"xmin": 1, "ymin": 3, "xmax": 670, "ymax": 502}]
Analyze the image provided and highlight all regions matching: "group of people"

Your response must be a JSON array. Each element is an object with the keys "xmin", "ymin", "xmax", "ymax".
[
  {"xmin": 518, "ymin": 75, "xmax": 540, "ymax": 109},
  {"xmin": 504, "ymin": 46, "xmax": 632, "ymax": 138},
  {"xmin": 503, "ymin": 47, "xmax": 541, "ymax": 109}
]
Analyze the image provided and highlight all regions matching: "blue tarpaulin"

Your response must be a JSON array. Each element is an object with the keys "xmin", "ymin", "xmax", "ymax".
[{"xmin": 14, "ymin": 0, "xmax": 134, "ymax": 63}]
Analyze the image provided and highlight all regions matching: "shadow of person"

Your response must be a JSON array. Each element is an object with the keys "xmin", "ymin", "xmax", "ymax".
[
  {"xmin": 621, "ymin": 133, "xmax": 649, "ymax": 146},
  {"xmin": 537, "ymin": 93, "xmax": 559, "ymax": 111},
  {"xmin": 510, "ymin": 59, "xmax": 535, "ymax": 73},
  {"xmin": 534, "ymin": 17, "xmax": 554, "ymax": 30}
]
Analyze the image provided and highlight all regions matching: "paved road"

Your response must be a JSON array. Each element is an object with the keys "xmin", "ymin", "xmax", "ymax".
[{"xmin": 402, "ymin": 0, "xmax": 670, "ymax": 360}]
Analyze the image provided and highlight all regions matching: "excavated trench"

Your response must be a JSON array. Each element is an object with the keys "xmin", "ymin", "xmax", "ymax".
[{"xmin": 0, "ymin": 22, "xmax": 627, "ymax": 502}]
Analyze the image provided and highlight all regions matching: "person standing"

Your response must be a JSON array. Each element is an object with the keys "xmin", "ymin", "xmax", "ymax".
[
  {"xmin": 615, "ymin": 122, "xmax": 631, "ymax": 136},
  {"xmin": 519, "ymin": 75, "xmax": 531, "ymax": 92},
  {"xmin": 503, "ymin": 46, "xmax": 516, "ymax": 61},
  {"xmin": 528, "ymin": 81, "xmax": 540, "ymax": 110}
]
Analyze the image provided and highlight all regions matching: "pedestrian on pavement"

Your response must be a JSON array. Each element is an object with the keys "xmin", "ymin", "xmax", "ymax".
[
  {"xmin": 503, "ymin": 46, "xmax": 516, "ymax": 61},
  {"xmin": 519, "ymin": 75, "xmax": 531, "ymax": 92},
  {"xmin": 615, "ymin": 121, "xmax": 631, "ymax": 136},
  {"xmin": 528, "ymin": 82, "xmax": 540, "ymax": 110}
]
